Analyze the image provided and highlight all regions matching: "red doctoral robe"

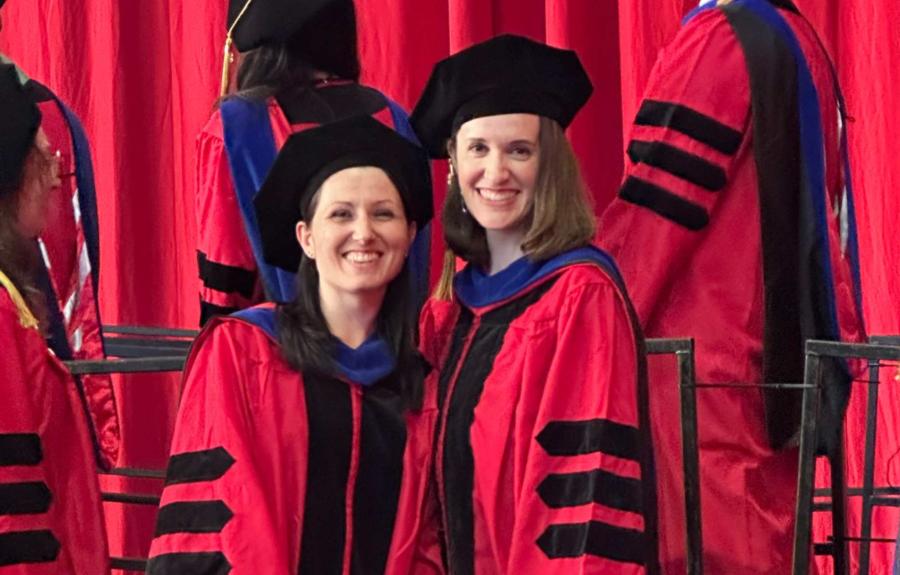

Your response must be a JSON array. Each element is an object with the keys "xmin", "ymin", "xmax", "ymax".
[
  {"xmin": 420, "ymin": 247, "xmax": 659, "ymax": 574},
  {"xmin": 0, "ymin": 272, "xmax": 109, "ymax": 574},
  {"xmin": 598, "ymin": 1, "xmax": 865, "ymax": 573},
  {"xmin": 146, "ymin": 306, "xmax": 442, "ymax": 574}
]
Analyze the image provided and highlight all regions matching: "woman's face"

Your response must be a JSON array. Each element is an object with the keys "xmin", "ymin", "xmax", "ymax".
[
  {"xmin": 296, "ymin": 166, "xmax": 416, "ymax": 299},
  {"xmin": 17, "ymin": 128, "xmax": 60, "ymax": 239},
  {"xmin": 454, "ymin": 113, "xmax": 540, "ymax": 234}
]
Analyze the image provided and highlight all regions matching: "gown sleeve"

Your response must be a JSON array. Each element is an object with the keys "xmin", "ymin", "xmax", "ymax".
[
  {"xmin": 598, "ymin": 9, "xmax": 751, "ymax": 319},
  {"xmin": 506, "ymin": 275, "xmax": 654, "ymax": 574},
  {"xmin": 146, "ymin": 321, "xmax": 301, "ymax": 574},
  {"xmin": 0, "ymin": 306, "xmax": 56, "ymax": 575},
  {"xmin": 195, "ymin": 114, "xmax": 262, "ymax": 326}
]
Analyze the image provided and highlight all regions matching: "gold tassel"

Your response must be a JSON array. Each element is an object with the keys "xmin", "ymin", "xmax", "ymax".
[
  {"xmin": 220, "ymin": 0, "xmax": 256, "ymax": 97},
  {"xmin": 219, "ymin": 35, "xmax": 235, "ymax": 97}
]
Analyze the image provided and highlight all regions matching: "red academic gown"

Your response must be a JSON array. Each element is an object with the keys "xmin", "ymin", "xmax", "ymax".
[
  {"xmin": 597, "ymin": 2, "xmax": 865, "ymax": 573},
  {"xmin": 146, "ymin": 306, "xmax": 443, "ymax": 574},
  {"xmin": 420, "ymin": 247, "xmax": 658, "ymax": 574},
  {"xmin": 196, "ymin": 84, "xmax": 411, "ymax": 324},
  {"xmin": 30, "ymin": 81, "xmax": 118, "ymax": 469},
  {"xmin": 0, "ymin": 274, "xmax": 109, "ymax": 574}
]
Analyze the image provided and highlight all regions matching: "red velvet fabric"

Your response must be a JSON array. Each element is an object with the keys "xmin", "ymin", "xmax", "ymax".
[{"xmin": 1, "ymin": 0, "xmax": 897, "ymax": 571}]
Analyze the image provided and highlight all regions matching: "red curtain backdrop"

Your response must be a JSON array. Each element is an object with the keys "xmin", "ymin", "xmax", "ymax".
[{"xmin": 2, "ymin": 0, "xmax": 898, "ymax": 570}]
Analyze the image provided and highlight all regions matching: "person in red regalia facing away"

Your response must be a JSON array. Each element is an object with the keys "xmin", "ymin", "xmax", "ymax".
[
  {"xmin": 146, "ymin": 116, "xmax": 441, "ymax": 574},
  {"xmin": 598, "ymin": 0, "xmax": 866, "ymax": 572},
  {"xmin": 0, "ymin": 62, "xmax": 109, "ymax": 575},
  {"xmin": 197, "ymin": 0, "xmax": 430, "ymax": 325}
]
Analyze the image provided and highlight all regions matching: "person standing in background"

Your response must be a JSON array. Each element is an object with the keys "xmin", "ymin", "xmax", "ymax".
[
  {"xmin": 0, "ymin": 0, "xmax": 118, "ymax": 470},
  {"xmin": 598, "ymin": 0, "xmax": 865, "ymax": 572},
  {"xmin": 198, "ymin": 0, "xmax": 430, "ymax": 326},
  {"xmin": 0, "ymin": 62, "xmax": 109, "ymax": 575}
]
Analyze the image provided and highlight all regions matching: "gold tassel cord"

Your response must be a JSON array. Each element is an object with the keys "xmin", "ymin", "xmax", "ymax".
[{"xmin": 219, "ymin": 0, "xmax": 255, "ymax": 97}]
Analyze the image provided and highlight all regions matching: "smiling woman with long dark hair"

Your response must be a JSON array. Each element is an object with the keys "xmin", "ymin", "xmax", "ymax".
[{"xmin": 147, "ymin": 116, "xmax": 440, "ymax": 575}]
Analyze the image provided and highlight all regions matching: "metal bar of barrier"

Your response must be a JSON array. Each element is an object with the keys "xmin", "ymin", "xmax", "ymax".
[
  {"xmin": 103, "ymin": 324, "xmax": 199, "ymax": 338},
  {"xmin": 101, "ymin": 492, "xmax": 161, "ymax": 506},
  {"xmin": 105, "ymin": 338, "xmax": 192, "ymax": 350},
  {"xmin": 838, "ymin": 537, "xmax": 898, "ymax": 544},
  {"xmin": 815, "ymin": 486, "xmax": 900, "ymax": 497},
  {"xmin": 795, "ymin": 338, "xmax": 900, "ymax": 575},
  {"xmin": 646, "ymin": 338, "xmax": 702, "ymax": 575},
  {"xmin": 829, "ymin": 430, "xmax": 849, "ymax": 575},
  {"xmin": 110, "ymin": 556, "xmax": 148, "ymax": 572},
  {"xmin": 793, "ymin": 350, "xmax": 822, "ymax": 575},
  {"xmin": 858, "ymin": 358, "xmax": 882, "ymax": 574},
  {"xmin": 687, "ymin": 383, "xmax": 813, "ymax": 389},
  {"xmin": 65, "ymin": 356, "xmax": 186, "ymax": 375},
  {"xmin": 645, "ymin": 338, "xmax": 692, "ymax": 355},
  {"xmin": 100, "ymin": 467, "xmax": 166, "ymax": 480},
  {"xmin": 870, "ymin": 335, "xmax": 900, "ymax": 347},
  {"xmin": 806, "ymin": 340, "xmax": 900, "ymax": 361},
  {"xmin": 104, "ymin": 342, "xmax": 192, "ymax": 359},
  {"xmin": 678, "ymin": 342, "xmax": 702, "ymax": 575}
]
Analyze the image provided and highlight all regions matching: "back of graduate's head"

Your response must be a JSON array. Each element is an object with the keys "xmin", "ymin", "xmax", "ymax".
[{"xmin": 234, "ymin": 0, "xmax": 360, "ymax": 97}]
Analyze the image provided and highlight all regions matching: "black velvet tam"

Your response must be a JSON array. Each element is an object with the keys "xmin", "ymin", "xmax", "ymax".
[
  {"xmin": 254, "ymin": 116, "xmax": 432, "ymax": 271},
  {"xmin": 0, "ymin": 63, "xmax": 40, "ymax": 191},
  {"xmin": 411, "ymin": 34, "xmax": 593, "ymax": 158},
  {"xmin": 228, "ymin": 0, "xmax": 345, "ymax": 52}
]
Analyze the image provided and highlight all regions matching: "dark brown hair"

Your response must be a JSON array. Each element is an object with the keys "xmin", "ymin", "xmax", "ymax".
[
  {"xmin": 275, "ymin": 185, "xmax": 423, "ymax": 410},
  {"xmin": 434, "ymin": 115, "xmax": 596, "ymax": 299},
  {"xmin": 0, "ymin": 143, "xmax": 52, "ymax": 330}
]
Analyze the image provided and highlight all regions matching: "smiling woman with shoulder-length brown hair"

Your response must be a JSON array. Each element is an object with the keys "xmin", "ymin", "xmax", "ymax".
[
  {"xmin": 413, "ymin": 35, "xmax": 660, "ymax": 575},
  {"xmin": 437, "ymin": 115, "xmax": 596, "ymax": 298}
]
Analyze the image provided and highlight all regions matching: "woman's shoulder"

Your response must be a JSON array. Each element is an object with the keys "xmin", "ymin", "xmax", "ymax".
[{"xmin": 189, "ymin": 312, "xmax": 284, "ymax": 369}]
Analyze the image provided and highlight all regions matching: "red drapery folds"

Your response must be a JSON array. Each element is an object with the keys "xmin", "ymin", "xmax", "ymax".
[{"xmin": 1, "ymin": 0, "xmax": 897, "ymax": 571}]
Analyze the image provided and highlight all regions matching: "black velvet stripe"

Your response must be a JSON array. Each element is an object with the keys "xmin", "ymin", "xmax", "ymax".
[
  {"xmin": 628, "ymin": 140, "xmax": 727, "ymax": 191},
  {"xmin": 634, "ymin": 100, "xmax": 742, "ymax": 155},
  {"xmin": 165, "ymin": 447, "xmax": 236, "ymax": 486},
  {"xmin": 436, "ymin": 308, "xmax": 474, "ymax": 411},
  {"xmin": 197, "ymin": 251, "xmax": 256, "ymax": 299},
  {"xmin": 536, "ymin": 521, "xmax": 645, "ymax": 565},
  {"xmin": 723, "ymin": 3, "xmax": 807, "ymax": 450},
  {"xmin": 443, "ymin": 279, "xmax": 557, "ymax": 575},
  {"xmin": 0, "ymin": 482, "xmax": 52, "ymax": 515},
  {"xmin": 146, "ymin": 552, "xmax": 232, "ymax": 575},
  {"xmin": 299, "ymin": 374, "xmax": 353, "ymax": 575},
  {"xmin": 0, "ymin": 530, "xmax": 60, "ymax": 567},
  {"xmin": 0, "ymin": 433, "xmax": 42, "ymax": 466},
  {"xmin": 619, "ymin": 176, "xmax": 710, "ymax": 231},
  {"xmin": 537, "ymin": 469, "xmax": 642, "ymax": 514},
  {"xmin": 537, "ymin": 418, "xmax": 640, "ymax": 461},
  {"xmin": 200, "ymin": 299, "xmax": 241, "ymax": 327},
  {"xmin": 154, "ymin": 501, "xmax": 234, "ymax": 537},
  {"xmin": 350, "ymin": 381, "xmax": 407, "ymax": 575}
]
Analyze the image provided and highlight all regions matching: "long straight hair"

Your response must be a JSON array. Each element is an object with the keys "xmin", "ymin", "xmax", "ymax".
[{"xmin": 276, "ymin": 191, "xmax": 423, "ymax": 410}]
